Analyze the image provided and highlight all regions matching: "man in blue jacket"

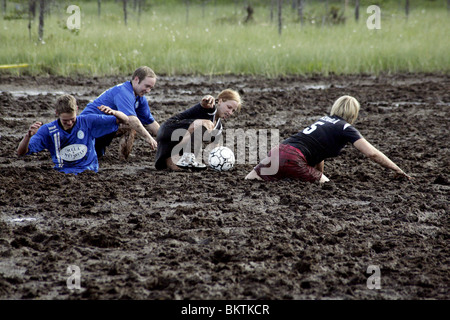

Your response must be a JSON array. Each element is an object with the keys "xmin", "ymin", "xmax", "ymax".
[{"xmin": 81, "ymin": 66, "xmax": 160, "ymax": 160}]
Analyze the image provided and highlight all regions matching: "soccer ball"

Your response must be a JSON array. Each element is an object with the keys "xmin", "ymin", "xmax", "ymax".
[{"xmin": 208, "ymin": 146, "xmax": 235, "ymax": 171}]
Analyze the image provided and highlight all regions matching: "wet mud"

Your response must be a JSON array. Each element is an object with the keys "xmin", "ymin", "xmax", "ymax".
[{"xmin": 0, "ymin": 73, "xmax": 448, "ymax": 300}]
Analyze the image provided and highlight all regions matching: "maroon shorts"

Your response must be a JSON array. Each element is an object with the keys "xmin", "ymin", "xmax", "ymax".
[{"xmin": 253, "ymin": 144, "xmax": 322, "ymax": 182}]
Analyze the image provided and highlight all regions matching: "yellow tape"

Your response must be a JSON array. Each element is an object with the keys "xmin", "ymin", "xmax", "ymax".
[{"xmin": 0, "ymin": 63, "xmax": 29, "ymax": 69}]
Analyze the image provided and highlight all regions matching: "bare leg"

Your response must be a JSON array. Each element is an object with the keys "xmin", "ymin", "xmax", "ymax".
[
  {"xmin": 165, "ymin": 157, "xmax": 182, "ymax": 171},
  {"xmin": 245, "ymin": 170, "xmax": 263, "ymax": 180}
]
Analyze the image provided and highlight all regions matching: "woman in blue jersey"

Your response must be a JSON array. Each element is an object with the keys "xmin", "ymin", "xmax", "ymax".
[
  {"xmin": 17, "ymin": 94, "xmax": 129, "ymax": 174},
  {"xmin": 155, "ymin": 89, "xmax": 242, "ymax": 171},
  {"xmin": 245, "ymin": 95, "xmax": 412, "ymax": 183}
]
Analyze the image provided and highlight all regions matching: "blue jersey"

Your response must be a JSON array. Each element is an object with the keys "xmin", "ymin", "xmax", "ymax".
[
  {"xmin": 81, "ymin": 81, "xmax": 155, "ymax": 125},
  {"xmin": 282, "ymin": 115, "xmax": 362, "ymax": 166},
  {"xmin": 27, "ymin": 115, "xmax": 119, "ymax": 174}
]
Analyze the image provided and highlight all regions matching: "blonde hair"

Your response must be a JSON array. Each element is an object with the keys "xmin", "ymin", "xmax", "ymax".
[
  {"xmin": 132, "ymin": 66, "xmax": 157, "ymax": 83},
  {"xmin": 330, "ymin": 95, "xmax": 360, "ymax": 124},
  {"xmin": 55, "ymin": 94, "xmax": 77, "ymax": 115},
  {"xmin": 217, "ymin": 89, "xmax": 242, "ymax": 112}
]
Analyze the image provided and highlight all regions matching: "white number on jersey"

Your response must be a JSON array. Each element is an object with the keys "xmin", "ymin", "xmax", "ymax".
[{"xmin": 303, "ymin": 121, "xmax": 325, "ymax": 135}]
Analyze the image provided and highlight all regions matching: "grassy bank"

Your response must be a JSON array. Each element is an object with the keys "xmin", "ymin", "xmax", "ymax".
[{"xmin": 0, "ymin": 1, "xmax": 449, "ymax": 77}]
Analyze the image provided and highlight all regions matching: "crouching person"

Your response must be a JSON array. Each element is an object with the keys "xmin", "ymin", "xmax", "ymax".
[{"xmin": 17, "ymin": 94, "xmax": 129, "ymax": 174}]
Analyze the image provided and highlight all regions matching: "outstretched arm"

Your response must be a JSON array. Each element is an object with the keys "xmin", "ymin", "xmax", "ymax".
[
  {"xmin": 17, "ymin": 121, "xmax": 43, "ymax": 156},
  {"xmin": 97, "ymin": 105, "xmax": 129, "ymax": 125},
  {"xmin": 353, "ymin": 138, "xmax": 412, "ymax": 180},
  {"xmin": 128, "ymin": 115, "xmax": 157, "ymax": 150}
]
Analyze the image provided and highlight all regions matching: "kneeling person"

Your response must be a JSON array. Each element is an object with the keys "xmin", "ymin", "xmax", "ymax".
[
  {"xmin": 155, "ymin": 89, "xmax": 242, "ymax": 171},
  {"xmin": 17, "ymin": 94, "xmax": 129, "ymax": 174},
  {"xmin": 245, "ymin": 95, "xmax": 412, "ymax": 183}
]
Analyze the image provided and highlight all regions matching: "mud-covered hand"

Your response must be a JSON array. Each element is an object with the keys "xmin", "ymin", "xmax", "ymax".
[
  {"xmin": 148, "ymin": 136, "xmax": 158, "ymax": 151},
  {"xmin": 201, "ymin": 95, "xmax": 215, "ymax": 109},
  {"xmin": 27, "ymin": 121, "xmax": 43, "ymax": 138},
  {"xmin": 97, "ymin": 105, "xmax": 114, "ymax": 115},
  {"xmin": 394, "ymin": 170, "xmax": 414, "ymax": 181}
]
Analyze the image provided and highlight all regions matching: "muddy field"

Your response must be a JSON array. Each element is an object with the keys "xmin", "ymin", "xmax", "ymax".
[{"xmin": 0, "ymin": 73, "xmax": 448, "ymax": 302}]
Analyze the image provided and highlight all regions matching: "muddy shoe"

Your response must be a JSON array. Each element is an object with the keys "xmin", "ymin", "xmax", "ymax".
[{"xmin": 176, "ymin": 153, "xmax": 207, "ymax": 171}]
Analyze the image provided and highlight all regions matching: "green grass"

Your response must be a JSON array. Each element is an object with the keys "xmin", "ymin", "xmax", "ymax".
[{"xmin": 0, "ymin": 1, "xmax": 449, "ymax": 77}]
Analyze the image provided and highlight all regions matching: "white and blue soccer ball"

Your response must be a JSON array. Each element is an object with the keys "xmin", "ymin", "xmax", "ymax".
[{"xmin": 208, "ymin": 146, "xmax": 235, "ymax": 172}]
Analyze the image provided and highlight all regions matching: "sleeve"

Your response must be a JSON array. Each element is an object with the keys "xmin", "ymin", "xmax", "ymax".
[
  {"xmin": 85, "ymin": 115, "xmax": 120, "ymax": 139},
  {"xmin": 27, "ymin": 126, "xmax": 50, "ymax": 155},
  {"xmin": 135, "ymin": 97, "xmax": 155, "ymax": 125},
  {"xmin": 343, "ymin": 124, "xmax": 363, "ymax": 144},
  {"xmin": 113, "ymin": 88, "xmax": 137, "ymax": 117}
]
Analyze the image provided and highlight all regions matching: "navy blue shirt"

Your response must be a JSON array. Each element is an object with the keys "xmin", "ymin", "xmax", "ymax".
[
  {"xmin": 282, "ymin": 115, "xmax": 363, "ymax": 166},
  {"xmin": 169, "ymin": 103, "xmax": 222, "ymax": 134}
]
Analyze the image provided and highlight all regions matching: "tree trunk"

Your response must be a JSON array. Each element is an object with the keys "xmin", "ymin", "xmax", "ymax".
[
  {"xmin": 38, "ymin": 0, "xmax": 44, "ymax": 42},
  {"xmin": 137, "ymin": 0, "xmax": 142, "ymax": 25},
  {"xmin": 405, "ymin": 0, "xmax": 409, "ymax": 18},
  {"xmin": 298, "ymin": 0, "xmax": 303, "ymax": 26},
  {"xmin": 322, "ymin": 0, "xmax": 329, "ymax": 27},
  {"xmin": 2, "ymin": 0, "xmax": 6, "ymax": 16},
  {"xmin": 278, "ymin": 0, "xmax": 282, "ymax": 35},
  {"xmin": 28, "ymin": 0, "xmax": 35, "ymax": 40},
  {"xmin": 123, "ymin": 0, "xmax": 128, "ymax": 26},
  {"xmin": 98, "ymin": 0, "xmax": 101, "ymax": 17},
  {"xmin": 355, "ymin": 0, "xmax": 359, "ymax": 21},
  {"xmin": 185, "ymin": 0, "xmax": 189, "ymax": 25},
  {"xmin": 270, "ymin": 0, "xmax": 275, "ymax": 22},
  {"xmin": 29, "ymin": 0, "xmax": 36, "ymax": 19}
]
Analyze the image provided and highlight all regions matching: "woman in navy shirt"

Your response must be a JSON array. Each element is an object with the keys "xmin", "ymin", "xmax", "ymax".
[
  {"xmin": 245, "ymin": 95, "xmax": 412, "ymax": 183},
  {"xmin": 155, "ymin": 89, "xmax": 241, "ymax": 171}
]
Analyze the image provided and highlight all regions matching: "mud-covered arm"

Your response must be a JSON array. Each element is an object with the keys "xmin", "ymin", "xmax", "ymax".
[
  {"xmin": 128, "ymin": 115, "xmax": 157, "ymax": 150},
  {"xmin": 97, "ymin": 105, "xmax": 129, "ymax": 125},
  {"xmin": 145, "ymin": 120, "xmax": 160, "ymax": 136},
  {"xmin": 17, "ymin": 121, "xmax": 43, "ymax": 156},
  {"xmin": 353, "ymin": 138, "xmax": 412, "ymax": 180}
]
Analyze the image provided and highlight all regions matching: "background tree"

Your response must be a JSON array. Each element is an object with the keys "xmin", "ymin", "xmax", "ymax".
[
  {"xmin": 278, "ymin": 0, "xmax": 282, "ymax": 35},
  {"xmin": 28, "ymin": 0, "xmax": 36, "ymax": 40},
  {"xmin": 123, "ymin": 0, "xmax": 128, "ymax": 26},
  {"xmin": 405, "ymin": 0, "xmax": 410, "ymax": 18},
  {"xmin": 38, "ymin": 0, "xmax": 44, "ymax": 42}
]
